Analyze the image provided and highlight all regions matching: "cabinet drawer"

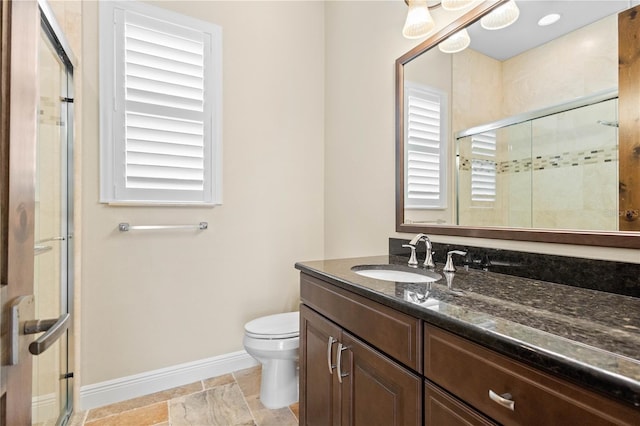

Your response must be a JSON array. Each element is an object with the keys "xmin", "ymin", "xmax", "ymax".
[
  {"xmin": 425, "ymin": 381, "xmax": 497, "ymax": 426},
  {"xmin": 424, "ymin": 325, "xmax": 640, "ymax": 425},
  {"xmin": 300, "ymin": 273, "xmax": 422, "ymax": 372}
]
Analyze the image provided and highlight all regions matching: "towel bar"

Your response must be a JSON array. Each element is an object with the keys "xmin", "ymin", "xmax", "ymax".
[{"xmin": 118, "ymin": 222, "xmax": 208, "ymax": 232}]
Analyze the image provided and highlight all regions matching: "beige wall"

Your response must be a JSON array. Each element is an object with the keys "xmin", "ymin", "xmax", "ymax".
[
  {"xmin": 74, "ymin": 0, "xmax": 639, "ymax": 397},
  {"xmin": 323, "ymin": 1, "xmax": 640, "ymax": 263},
  {"xmin": 324, "ymin": 1, "xmax": 490, "ymax": 258},
  {"xmin": 502, "ymin": 15, "xmax": 618, "ymax": 117},
  {"xmin": 81, "ymin": 1, "xmax": 325, "ymax": 385},
  {"xmin": 325, "ymin": 1, "xmax": 414, "ymax": 258}
]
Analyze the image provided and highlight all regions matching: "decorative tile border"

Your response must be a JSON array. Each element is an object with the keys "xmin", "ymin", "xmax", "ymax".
[{"xmin": 459, "ymin": 144, "xmax": 618, "ymax": 174}]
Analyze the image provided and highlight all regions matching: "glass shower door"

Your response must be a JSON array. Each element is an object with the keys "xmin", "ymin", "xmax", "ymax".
[
  {"xmin": 33, "ymin": 21, "xmax": 73, "ymax": 426},
  {"xmin": 531, "ymin": 98, "xmax": 619, "ymax": 231}
]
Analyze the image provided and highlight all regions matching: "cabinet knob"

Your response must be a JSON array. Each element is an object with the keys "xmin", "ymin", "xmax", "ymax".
[{"xmin": 489, "ymin": 390, "xmax": 515, "ymax": 411}]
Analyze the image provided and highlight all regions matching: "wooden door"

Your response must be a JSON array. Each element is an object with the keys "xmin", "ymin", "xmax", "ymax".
[
  {"xmin": 340, "ymin": 331, "xmax": 422, "ymax": 426},
  {"xmin": 299, "ymin": 305, "xmax": 342, "ymax": 426},
  {"xmin": 0, "ymin": 0, "xmax": 39, "ymax": 424}
]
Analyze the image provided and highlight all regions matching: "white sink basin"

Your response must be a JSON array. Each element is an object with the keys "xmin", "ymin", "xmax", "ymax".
[{"xmin": 351, "ymin": 265, "xmax": 441, "ymax": 283}]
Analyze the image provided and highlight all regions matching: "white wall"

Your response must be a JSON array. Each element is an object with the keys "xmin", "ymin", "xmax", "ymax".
[
  {"xmin": 81, "ymin": 1, "xmax": 325, "ymax": 385},
  {"xmin": 323, "ymin": 1, "xmax": 640, "ymax": 263}
]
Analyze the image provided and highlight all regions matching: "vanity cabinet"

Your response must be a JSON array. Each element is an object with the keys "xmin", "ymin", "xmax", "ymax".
[
  {"xmin": 424, "ymin": 325, "xmax": 640, "ymax": 426},
  {"xmin": 299, "ymin": 271, "xmax": 640, "ymax": 425},
  {"xmin": 300, "ymin": 273, "xmax": 422, "ymax": 425}
]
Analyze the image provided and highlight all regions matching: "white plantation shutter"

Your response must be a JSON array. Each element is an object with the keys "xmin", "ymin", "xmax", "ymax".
[
  {"xmin": 471, "ymin": 132, "xmax": 496, "ymax": 202},
  {"xmin": 100, "ymin": 1, "xmax": 222, "ymax": 204},
  {"xmin": 404, "ymin": 83, "xmax": 448, "ymax": 209}
]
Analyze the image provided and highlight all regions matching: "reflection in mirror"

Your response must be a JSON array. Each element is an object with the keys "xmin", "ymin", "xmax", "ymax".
[
  {"xmin": 397, "ymin": 0, "xmax": 640, "ymax": 247},
  {"xmin": 457, "ymin": 96, "xmax": 618, "ymax": 231}
]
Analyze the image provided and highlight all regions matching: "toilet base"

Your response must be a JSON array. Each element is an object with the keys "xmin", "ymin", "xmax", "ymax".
[{"xmin": 259, "ymin": 359, "xmax": 299, "ymax": 409}]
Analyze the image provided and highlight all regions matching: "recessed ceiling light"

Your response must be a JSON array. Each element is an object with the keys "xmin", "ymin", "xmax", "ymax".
[{"xmin": 538, "ymin": 13, "xmax": 561, "ymax": 27}]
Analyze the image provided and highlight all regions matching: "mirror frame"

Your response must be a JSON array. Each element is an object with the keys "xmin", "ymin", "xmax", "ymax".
[{"xmin": 396, "ymin": 0, "xmax": 640, "ymax": 249}]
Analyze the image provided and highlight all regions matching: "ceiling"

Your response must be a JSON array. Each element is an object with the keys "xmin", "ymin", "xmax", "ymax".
[{"xmin": 467, "ymin": 0, "xmax": 636, "ymax": 61}]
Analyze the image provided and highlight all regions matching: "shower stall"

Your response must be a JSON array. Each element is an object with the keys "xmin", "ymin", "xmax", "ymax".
[
  {"xmin": 456, "ymin": 90, "xmax": 619, "ymax": 232},
  {"xmin": 32, "ymin": 1, "xmax": 75, "ymax": 424}
]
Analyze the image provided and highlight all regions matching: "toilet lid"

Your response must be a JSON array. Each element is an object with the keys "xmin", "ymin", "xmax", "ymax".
[{"xmin": 245, "ymin": 311, "xmax": 299, "ymax": 339}]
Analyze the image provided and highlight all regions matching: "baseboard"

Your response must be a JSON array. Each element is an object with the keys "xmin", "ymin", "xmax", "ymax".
[
  {"xmin": 79, "ymin": 350, "xmax": 259, "ymax": 411},
  {"xmin": 33, "ymin": 392, "xmax": 57, "ymax": 424}
]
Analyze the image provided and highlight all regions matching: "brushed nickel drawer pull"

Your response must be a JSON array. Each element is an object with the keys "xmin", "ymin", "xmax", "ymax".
[
  {"xmin": 489, "ymin": 390, "xmax": 515, "ymax": 411},
  {"xmin": 337, "ymin": 343, "xmax": 349, "ymax": 384},
  {"xmin": 327, "ymin": 336, "xmax": 337, "ymax": 374}
]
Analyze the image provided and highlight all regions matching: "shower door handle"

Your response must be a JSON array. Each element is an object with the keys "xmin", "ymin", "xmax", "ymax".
[{"xmin": 24, "ymin": 313, "xmax": 70, "ymax": 356}]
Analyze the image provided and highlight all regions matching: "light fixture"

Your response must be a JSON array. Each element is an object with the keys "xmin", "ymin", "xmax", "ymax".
[
  {"xmin": 441, "ymin": 0, "xmax": 474, "ymax": 11},
  {"xmin": 402, "ymin": 0, "xmax": 438, "ymax": 39},
  {"xmin": 480, "ymin": 0, "xmax": 520, "ymax": 30},
  {"xmin": 403, "ymin": 0, "xmax": 472, "ymax": 51},
  {"xmin": 538, "ymin": 13, "xmax": 561, "ymax": 27},
  {"xmin": 438, "ymin": 28, "xmax": 470, "ymax": 53}
]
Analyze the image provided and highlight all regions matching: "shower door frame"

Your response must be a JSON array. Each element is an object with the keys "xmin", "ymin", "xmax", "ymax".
[{"xmin": 37, "ymin": 0, "xmax": 76, "ymax": 423}]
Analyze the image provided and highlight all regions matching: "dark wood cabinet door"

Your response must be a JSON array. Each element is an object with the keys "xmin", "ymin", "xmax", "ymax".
[
  {"xmin": 340, "ymin": 331, "xmax": 422, "ymax": 426},
  {"xmin": 425, "ymin": 381, "xmax": 497, "ymax": 426},
  {"xmin": 300, "ymin": 305, "xmax": 342, "ymax": 426}
]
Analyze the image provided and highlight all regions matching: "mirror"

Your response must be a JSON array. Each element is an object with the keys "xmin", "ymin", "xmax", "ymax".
[{"xmin": 396, "ymin": 0, "xmax": 640, "ymax": 248}]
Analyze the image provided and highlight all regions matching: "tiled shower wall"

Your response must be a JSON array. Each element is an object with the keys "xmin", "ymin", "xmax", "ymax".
[
  {"xmin": 457, "ymin": 14, "xmax": 619, "ymax": 230},
  {"xmin": 458, "ymin": 98, "xmax": 619, "ymax": 230}
]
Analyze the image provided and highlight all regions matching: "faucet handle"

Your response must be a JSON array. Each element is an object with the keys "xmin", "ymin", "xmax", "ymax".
[
  {"xmin": 402, "ymin": 244, "xmax": 418, "ymax": 267},
  {"xmin": 443, "ymin": 250, "xmax": 467, "ymax": 272},
  {"xmin": 423, "ymin": 248, "xmax": 435, "ymax": 269}
]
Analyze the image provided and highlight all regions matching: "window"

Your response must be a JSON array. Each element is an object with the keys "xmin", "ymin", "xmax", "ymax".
[
  {"xmin": 99, "ymin": 1, "xmax": 222, "ymax": 205},
  {"xmin": 470, "ymin": 131, "xmax": 497, "ymax": 203},
  {"xmin": 404, "ymin": 83, "xmax": 448, "ymax": 209}
]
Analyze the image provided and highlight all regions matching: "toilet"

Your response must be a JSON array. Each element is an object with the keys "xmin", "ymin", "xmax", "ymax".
[{"xmin": 243, "ymin": 311, "xmax": 299, "ymax": 409}]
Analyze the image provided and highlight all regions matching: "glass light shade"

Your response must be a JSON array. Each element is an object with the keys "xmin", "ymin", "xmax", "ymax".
[
  {"xmin": 480, "ymin": 0, "xmax": 520, "ymax": 30},
  {"xmin": 403, "ymin": 0, "xmax": 436, "ymax": 39},
  {"xmin": 441, "ymin": 0, "xmax": 474, "ymax": 11},
  {"xmin": 438, "ymin": 29, "xmax": 471, "ymax": 53}
]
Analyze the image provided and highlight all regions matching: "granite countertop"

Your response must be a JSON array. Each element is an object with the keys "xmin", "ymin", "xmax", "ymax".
[{"xmin": 295, "ymin": 255, "xmax": 640, "ymax": 409}]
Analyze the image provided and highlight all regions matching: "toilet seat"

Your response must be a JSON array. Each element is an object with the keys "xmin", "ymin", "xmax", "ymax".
[{"xmin": 244, "ymin": 311, "xmax": 299, "ymax": 340}]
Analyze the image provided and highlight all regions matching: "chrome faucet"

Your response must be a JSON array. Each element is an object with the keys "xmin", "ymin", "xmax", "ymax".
[
  {"xmin": 443, "ymin": 250, "xmax": 467, "ymax": 272},
  {"xmin": 402, "ymin": 244, "xmax": 419, "ymax": 267},
  {"xmin": 408, "ymin": 233, "xmax": 435, "ymax": 269}
]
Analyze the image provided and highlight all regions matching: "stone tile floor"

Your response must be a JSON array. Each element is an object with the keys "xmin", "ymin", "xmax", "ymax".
[{"xmin": 69, "ymin": 366, "xmax": 299, "ymax": 426}]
